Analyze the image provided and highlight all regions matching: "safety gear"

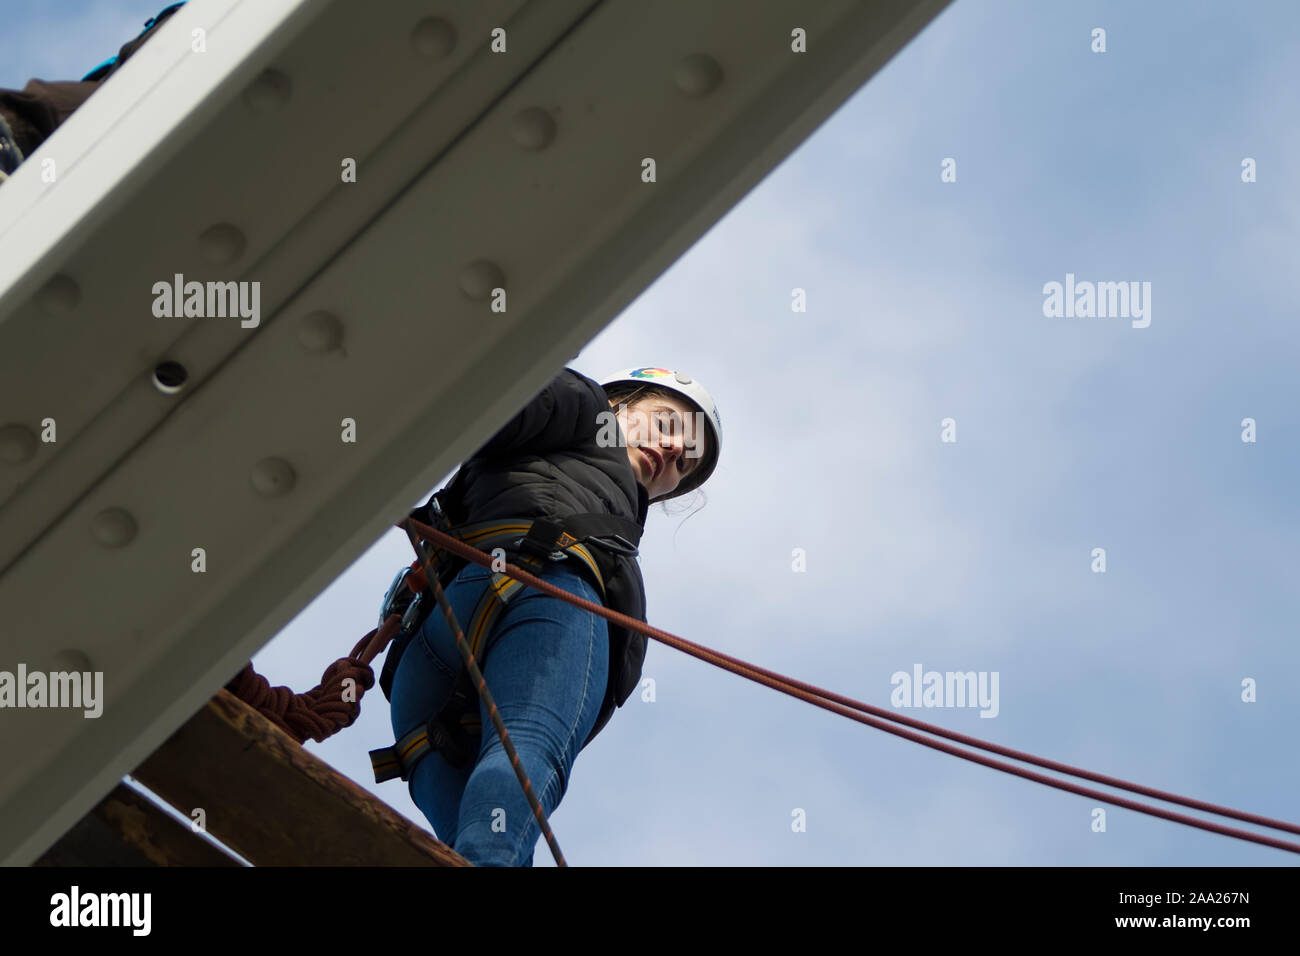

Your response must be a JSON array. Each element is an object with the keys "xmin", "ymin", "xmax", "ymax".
[
  {"xmin": 369, "ymin": 491, "xmax": 644, "ymax": 784},
  {"xmin": 80, "ymin": 3, "xmax": 188, "ymax": 82},
  {"xmin": 0, "ymin": 3, "xmax": 187, "ymax": 175},
  {"xmin": 372, "ymin": 367, "xmax": 651, "ymax": 782},
  {"xmin": 599, "ymin": 367, "xmax": 722, "ymax": 502}
]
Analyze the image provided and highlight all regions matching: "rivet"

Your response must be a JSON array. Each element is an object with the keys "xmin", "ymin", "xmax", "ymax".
[
  {"xmin": 91, "ymin": 507, "xmax": 138, "ymax": 548},
  {"xmin": 0, "ymin": 424, "xmax": 38, "ymax": 464},
  {"xmin": 297, "ymin": 310, "xmax": 344, "ymax": 352},
  {"xmin": 34, "ymin": 274, "xmax": 81, "ymax": 314},
  {"xmin": 242, "ymin": 69, "xmax": 292, "ymax": 112},
  {"xmin": 152, "ymin": 360, "xmax": 189, "ymax": 395},
  {"xmin": 198, "ymin": 223, "xmax": 246, "ymax": 265},
  {"xmin": 458, "ymin": 260, "xmax": 505, "ymax": 301},
  {"xmin": 511, "ymin": 107, "xmax": 556, "ymax": 150},
  {"xmin": 674, "ymin": 53, "xmax": 723, "ymax": 97},
  {"xmin": 49, "ymin": 649, "xmax": 92, "ymax": 672},
  {"xmin": 675, "ymin": 373, "xmax": 692, "ymax": 385},
  {"xmin": 250, "ymin": 457, "xmax": 296, "ymax": 498},
  {"xmin": 411, "ymin": 18, "xmax": 457, "ymax": 59}
]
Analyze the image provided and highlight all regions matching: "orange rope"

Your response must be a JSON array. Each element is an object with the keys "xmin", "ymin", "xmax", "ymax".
[
  {"xmin": 404, "ymin": 525, "xmax": 565, "ymax": 866},
  {"xmin": 223, "ymin": 512, "xmax": 1300, "ymax": 860},
  {"xmin": 404, "ymin": 516, "xmax": 1300, "ymax": 856}
]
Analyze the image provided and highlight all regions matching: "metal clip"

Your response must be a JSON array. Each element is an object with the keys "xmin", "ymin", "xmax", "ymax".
[
  {"xmin": 594, "ymin": 534, "xmax": 639, "ymax": 557},
  {"xmin": 567, "ymin": 533, "xmax": 639, "ymax": 558},
  {"xmin": 400, "ymin": 593, "xmax": 424, "ymax": 633},
  {"xmin": 379, "ymin": 566, "xmax": 414, "ymax": 627}
]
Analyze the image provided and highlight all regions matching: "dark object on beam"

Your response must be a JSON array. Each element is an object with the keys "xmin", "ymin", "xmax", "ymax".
[{"xmin": 130, "ymin": 689, "xmax": 468, "ymax": 866}]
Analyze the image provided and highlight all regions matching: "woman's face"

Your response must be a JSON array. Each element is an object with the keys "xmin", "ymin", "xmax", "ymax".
[{"xmin": 610, "ymin": 393, "xmax": 708, "ymax": 499}]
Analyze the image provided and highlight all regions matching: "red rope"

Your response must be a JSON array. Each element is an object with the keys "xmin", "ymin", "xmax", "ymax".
[
  {"xmin": 223, "ymin": 618, "xmax": 398, "ymax": 745},
  {"xmin": 404, "ymin": 517, "xmax": 1300, "ymax": 856}
]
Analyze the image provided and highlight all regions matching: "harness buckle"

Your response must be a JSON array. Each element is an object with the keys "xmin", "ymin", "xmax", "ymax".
[{"xmin": 518, "ymin": 517, "xmax": 566, "ymax": 562}]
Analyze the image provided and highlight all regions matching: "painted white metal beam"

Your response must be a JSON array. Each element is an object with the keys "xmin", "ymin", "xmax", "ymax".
[{"xmin": 0, "ymin": 0, "xmax": 951, "ymax": 864}]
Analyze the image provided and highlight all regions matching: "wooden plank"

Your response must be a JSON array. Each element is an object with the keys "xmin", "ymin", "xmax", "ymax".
[
  {"xmin": 131, "ymin": 689, "xmax": 468, "ymax": 866},
  {"xmin": 33, "ymin": 782, "xmax": 241, "ymax": 867}
]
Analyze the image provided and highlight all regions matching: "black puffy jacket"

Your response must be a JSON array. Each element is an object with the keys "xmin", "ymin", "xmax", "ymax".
[{"xmin": 427, "ymin": 367, "xmax": 650, "ymax": 748}]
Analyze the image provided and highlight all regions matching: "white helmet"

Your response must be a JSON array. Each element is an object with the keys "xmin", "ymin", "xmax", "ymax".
[{"xmin": 599, "ymin": 367, "xmax": 722, "ymax": 502}]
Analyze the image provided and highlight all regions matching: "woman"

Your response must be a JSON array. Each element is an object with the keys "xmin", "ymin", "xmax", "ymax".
[{"xmin": 386, "ymin": 365, "xmax": 722, "ymax": 866}]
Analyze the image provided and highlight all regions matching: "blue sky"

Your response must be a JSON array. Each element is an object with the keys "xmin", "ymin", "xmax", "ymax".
[{"xmin": 7, "ymin": 0, "xmax": 1298, "ymax": 865}]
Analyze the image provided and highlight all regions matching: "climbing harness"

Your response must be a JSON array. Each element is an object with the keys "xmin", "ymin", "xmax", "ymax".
[{"xmin": 368, "ymin": 493, "xmax": 643, "ymax": 784}]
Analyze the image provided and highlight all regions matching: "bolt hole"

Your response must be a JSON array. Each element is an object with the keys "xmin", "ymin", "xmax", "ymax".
[{"xmin": 152, "ymin": 360, "xmax": 189, "ymax": 394}]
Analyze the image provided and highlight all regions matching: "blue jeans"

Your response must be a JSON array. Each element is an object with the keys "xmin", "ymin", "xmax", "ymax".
[{"xmin": 388, "ymin": 557, "xmax": 608, "ymax": 866}]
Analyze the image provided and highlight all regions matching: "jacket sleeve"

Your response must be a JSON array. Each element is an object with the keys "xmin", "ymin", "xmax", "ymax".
[{"xmin": 471, "ymin": 367, "xmax": 608, "ymax": 460}]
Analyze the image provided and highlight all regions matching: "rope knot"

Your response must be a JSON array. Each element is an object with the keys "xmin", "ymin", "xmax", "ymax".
[{"xmin": 224, "ymin": 656, "xmax": 376, "ymax": 744}]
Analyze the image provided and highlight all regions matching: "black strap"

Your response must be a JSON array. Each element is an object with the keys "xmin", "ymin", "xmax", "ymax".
[
  {"xmin": 518, "ymin": 517, "xmax": 565, "ymax": 560},
  {"xmin": 558, "ymin": 513, "xmax": 644, "ymax": 548},
  {"xmin": 428, "ymin": 668, "xmax": 479, "ymax": 769}
]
